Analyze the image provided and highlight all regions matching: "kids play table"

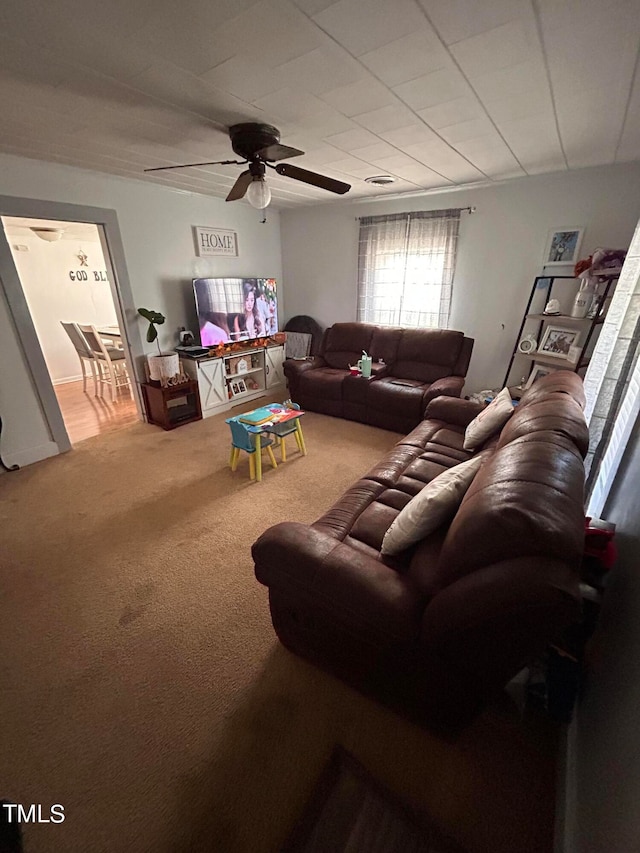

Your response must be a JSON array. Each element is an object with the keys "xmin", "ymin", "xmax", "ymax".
[{"xmin": 226, "ymin": 401, "xmax": 307, "ymax": 482}]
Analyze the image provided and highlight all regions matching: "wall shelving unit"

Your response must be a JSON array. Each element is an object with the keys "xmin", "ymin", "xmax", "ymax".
[{"xmin": 503, "ymin": 272, "xmax": 620, "ymax": 397}]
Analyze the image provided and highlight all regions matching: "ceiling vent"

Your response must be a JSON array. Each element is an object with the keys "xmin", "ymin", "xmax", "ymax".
[{"xmin": 364, "ymin": 175, "xmax": 396, "ymax": 186}]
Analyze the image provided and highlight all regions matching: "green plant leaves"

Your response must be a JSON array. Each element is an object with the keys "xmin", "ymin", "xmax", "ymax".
[{"xmin": 138, "ymin": 308, "xmax": 165, "ymax": 325}]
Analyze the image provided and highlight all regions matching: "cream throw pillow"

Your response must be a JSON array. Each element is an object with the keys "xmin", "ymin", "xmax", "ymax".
[
  {"xmin": 381, "ymin": 455, "xmax": 483, "ymax": 556},
  {"xmin": 463, "ymin": 387, "xmax": 514, "ymax": 451}
]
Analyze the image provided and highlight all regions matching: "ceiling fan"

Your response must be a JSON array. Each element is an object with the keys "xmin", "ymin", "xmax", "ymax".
[{"xmin": 144, "ymin": 122, "xmax": 351, "ymax": 209}]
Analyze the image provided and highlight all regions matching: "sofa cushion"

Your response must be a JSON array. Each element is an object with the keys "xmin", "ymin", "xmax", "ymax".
[
  {"xmin": 463, "ymin": 387, "xmax": 514, "ymax": 451},
  {"xmin": 322, "ymin": 323, "xmax": 375, "ymax": 369},
  {"xmin": 497, "ymin": 397, "xmax": 590, "ymax": 457},
  {"xmin": 392, "ymin": 329, "xmax": 464, "ymax": 383},
  {"xmin": 299, "ymin": 366, "xmax": 345, "ymax": 401},
  {"xmin": 381, "ymin": 455, "xmax": 484, "ymax": 556},
  {"xmin": 370, "ymin": 326, "xmax": 403, "ymax": 365},
  {"xmin": 427, "ymin": 432, "xmax": 586, "ymax": 596}
]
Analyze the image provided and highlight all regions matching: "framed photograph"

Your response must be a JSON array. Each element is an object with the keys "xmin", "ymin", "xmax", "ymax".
[
  {"xmin": 543, "ymin": 227, "xmax": 584, "ymax": 266},
  {"xmin": 525, "ymin": 363, "xmax": 555, "ymax": 389},
  {"xmin": 538, "ymin": 325, "xmax": 580, "ymax": 359},
  {"xmin": 231, "ymin": 379, "xmax": 246, "ymax": 397}
]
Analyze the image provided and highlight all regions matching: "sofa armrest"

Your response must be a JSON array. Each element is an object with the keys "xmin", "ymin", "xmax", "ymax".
[
  {"xmin": 252, "ymin": 522, "xmax": 424, "ymax": 642},
  {"xmin": 418, "ymin": 556, "xmax": 581, "ymax": 699},
  {"xmin": 422, "ymin": 376, "xmax": 465, "ymax": 407},
  {"xmin": 423, "ymin": 396, "xmax": 485, "ymax": 427}
]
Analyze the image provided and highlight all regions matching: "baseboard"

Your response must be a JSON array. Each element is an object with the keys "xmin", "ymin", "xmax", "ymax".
[
  {"xmin": 1, "ymin": 441, "xmax": 61, "ymax": 470},
  {"xmin": 52, "ymin": 374, "xmax": 83, "ymax": 386}
]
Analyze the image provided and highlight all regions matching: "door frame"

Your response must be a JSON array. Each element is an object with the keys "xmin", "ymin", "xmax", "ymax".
[{"xmin": 0, "ymin": 196, "xmax": 144, "ymax": 453}]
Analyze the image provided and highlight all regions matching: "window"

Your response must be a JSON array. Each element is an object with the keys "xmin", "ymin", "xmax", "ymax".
[{"xmin": 357, "ymin": 209, "xmax": 461, "ymax": 329}]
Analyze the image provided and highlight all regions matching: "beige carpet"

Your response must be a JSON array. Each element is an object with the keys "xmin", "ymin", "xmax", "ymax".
[{"xmin": 0, "ymin": 406, "xmax": 558, "ymax": 853}]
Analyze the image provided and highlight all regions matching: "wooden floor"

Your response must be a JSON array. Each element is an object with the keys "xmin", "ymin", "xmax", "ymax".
[{"xmin": 54, "ymin": 379, "xmax": 139, "ymax": 444}]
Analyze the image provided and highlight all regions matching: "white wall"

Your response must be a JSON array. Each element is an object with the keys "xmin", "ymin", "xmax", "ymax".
[
  {"xmin": 0, "ymin": 152, "xmax": 282, "ymax": 466},
  {"xmin": 281, "ymin": 162, "xmax": 640, "ymax": 393},
  {"xmin": 7, "ymin": 228, "xmax": 117, "ymax": 384}
]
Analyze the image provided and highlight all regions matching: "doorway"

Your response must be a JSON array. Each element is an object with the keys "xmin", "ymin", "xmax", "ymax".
[
  {"xmin": 0, "ymin": 197, "xmax": 144, "ymax": 464},
  {"xmin": 2, "ymin": 216, "xmax": 138, "ymax": 444}
]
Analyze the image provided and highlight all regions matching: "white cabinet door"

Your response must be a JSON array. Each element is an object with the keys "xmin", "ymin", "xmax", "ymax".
[
  {"xmin": 197, "ymin": 358, "xmax": 228, "ymax": 412},
  {"xmin": 265, "ymin": 345, "xmax": 285, "ymax": 389}
]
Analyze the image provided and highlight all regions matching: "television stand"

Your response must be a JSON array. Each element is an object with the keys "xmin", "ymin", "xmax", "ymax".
[{"xmin": 182, "ymin": 343, "xmax": 285, "ymax": 419}]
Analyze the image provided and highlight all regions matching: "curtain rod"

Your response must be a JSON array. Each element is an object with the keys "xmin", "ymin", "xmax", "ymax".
[{"xmin": 355, "ymin": 206, "xmax": 476, "ymax": 220}]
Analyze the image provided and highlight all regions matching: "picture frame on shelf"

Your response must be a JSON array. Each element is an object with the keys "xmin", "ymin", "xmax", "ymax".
[
  {"xmin": 543, "ymin": 227, "xmax": 584, "ymax": 266},
  {"xmin": 525, "ymin": 363, "xmax": 556, "ymax": 389},
  {"xmin": 231, "ymin": 379, "xmax": 247, "ymax": 397},
  {"xmin": 538, "ymin": 325, "xmax": 581, "ymax": 359}
]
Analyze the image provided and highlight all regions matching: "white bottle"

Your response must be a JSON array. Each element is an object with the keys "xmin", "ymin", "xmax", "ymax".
[{"xmin": 571, "ymin": 282, "xmax": 592, "ymax": 319}]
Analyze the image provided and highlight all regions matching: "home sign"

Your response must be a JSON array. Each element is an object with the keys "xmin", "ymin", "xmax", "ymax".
[{"xmin": 193, "ymin": 226, "xmax": 238, "ymax": 257}]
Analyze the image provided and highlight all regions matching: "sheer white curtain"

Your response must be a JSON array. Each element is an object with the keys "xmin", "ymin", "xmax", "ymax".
[{"xmin": 357, "ymin": 209, "xmax": 461, "ymax": 328}]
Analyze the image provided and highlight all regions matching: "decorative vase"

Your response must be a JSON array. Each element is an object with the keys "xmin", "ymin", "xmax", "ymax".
[
  {"xmin": 571, "ymin": 283, "xmax": 593, "ymax": 318},
  {"xmin": 147, "ymin": 352, "xmax": 179, "ymax": 382}
]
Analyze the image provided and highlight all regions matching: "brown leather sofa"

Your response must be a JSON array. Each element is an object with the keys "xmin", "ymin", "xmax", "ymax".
[
  {"xmin": 252, "ymin": 372, "xmax": 588, "ymax": 734},
  {"xmin": 284, "ymin": 322, "xmax": 474, "ymax": 433}
]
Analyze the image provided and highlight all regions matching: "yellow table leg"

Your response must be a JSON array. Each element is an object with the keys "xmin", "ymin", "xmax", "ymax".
[
  {"xmin": 248, "ymin": 453, "xmax": 255, "ymax": 480},
  {"xmin": 295, "ymin": 420, "xmax": 307, "ymax": 455},
  {"xmin": 254, "ymin": 434, "xmax": 262, "ymax": 482},
  {"xmin": 280, "ymin": 436, "xmax": 287, "ymax": 462},
  {"xmin": 266, "ymin": 445, "xmax": 277, "ymax": 469}
]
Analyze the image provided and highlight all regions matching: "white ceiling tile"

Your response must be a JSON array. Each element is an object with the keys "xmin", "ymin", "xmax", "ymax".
[
  {"xmin": 329, "ymin": 158, "xmax": 378, "ymax": 178},
  {"xmin": 472, "ymin": 58, "xmax": 549, "ymax": 101},
  {"xmin": 616, "ymin": 75, "xmax": 640, "ymax": 162},
  {"xmin": 394, "ymin": 68, "xmax": 471, "ymax": 111},
  {"xmin": 403, "ymin": 140, "xmax": 486, "ymax": 182},
  {"xmin": 380, "ymin": 124, "xmax": 441, "ymax": 147},
  {"xmin": 274, "ymin": 46, "xmax": 366, "ymax": 96},
  {"xmin": 312, "ymin": 0, "xmax": 428, "ymax": 56},
  {"xmin": 449, "ymin": 20, "xmax": 538, "ymax": 78},
  {"xmin": 253, "ymin": 88, "xmax": 331, "ymax": 123},
  {"xmin": 418, "ymin": 0, "xmax": 529, "ymax": 45},
  {"xmin": 359, "ymin": 30, "xmax": 449, "ymax": 87},
  {"xmin": 416, "ymin": 96, "xmax": 485, "ymax": 129},
  {"xmin": 482, "ymin": 90, "xmax": 554, "ymax": 124},
  {"xmin": 438, "ymin": 116, "xmax": 495, "ymax": 144},
  {"xmin": 453, "ymin": 134, "xmax": 525, "ymax": 176},
  {"xmin": 324, "ymin": 128, "xmax": 381, "ymax": 151},
  {"xmin": 321, "ymin": 78, "xmax": 397, "ymax": 116},
  {"xmin": 348, "ymin": 141, "xmax": 399, "ymax": 161},
  {"xmin": 200, "ymin": 56, "xmax": 287, "ymax": 103},
  {"xmin": 291, "ymin": 0, "xmax": 337, "ymax": 14},
  {"xmin": 556, "ymin": 86, "xmax": 628, "ymax": 168},
  {"xmin": 352, "ymin": 104, "xmax": 419, "ymax": 133}
]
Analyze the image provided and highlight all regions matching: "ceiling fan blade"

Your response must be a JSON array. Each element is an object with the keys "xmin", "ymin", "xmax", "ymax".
[
  {"xmin": 275, "ymin": 163, "xmax": 350, "ymax": 195},
  {"xmin": 144, "ymin": 159, "xmax": 245, "ymax": 173},
  {"xmin": 226, "ymin": 170, "xmax": 253, "ymax": 201},
  {"xmin": 256, "ymin": 143, "xmax": 304, "ymax": 162}
]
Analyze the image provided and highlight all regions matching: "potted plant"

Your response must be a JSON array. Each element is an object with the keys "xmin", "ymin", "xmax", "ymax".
[{"xmin": 138, "ymin": 308, "xmax": 179, "ymax": 382}]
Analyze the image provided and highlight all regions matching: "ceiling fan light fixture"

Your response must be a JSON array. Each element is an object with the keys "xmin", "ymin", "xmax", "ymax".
[
  {"xmin": 364, "ymin": 175, "xmax": 396, "ymax": 186},
  {"xmin": 30, "ymin": 226, "xmax": 64, "ymax": 242},
  {"xmin": 246, "ymin": 176, "xmax": 271, "ymax": 209}
]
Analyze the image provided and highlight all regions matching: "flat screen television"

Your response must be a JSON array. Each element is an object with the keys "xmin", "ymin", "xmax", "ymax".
[{"xmin": 193, "ymin": 277, "xmax": 278, "ymax": 347}]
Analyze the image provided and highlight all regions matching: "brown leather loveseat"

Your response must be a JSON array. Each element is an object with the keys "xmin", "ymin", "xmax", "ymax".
[
  {"xmin": 252, "ymin": 372, "xmax": 588, "ymax": 734},
  {"xmin": 284, "ymin": 322, "xmax": 474, "ymax": 433}
]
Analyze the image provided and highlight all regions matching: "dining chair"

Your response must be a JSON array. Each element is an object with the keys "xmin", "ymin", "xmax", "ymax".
[
  {"xmin": 60, "ymin": 321, "xmax": 98, "ymax": 395},
  {"xmin": 78, "ymin": 324, "xmax": 131, "ymax": 402}
]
